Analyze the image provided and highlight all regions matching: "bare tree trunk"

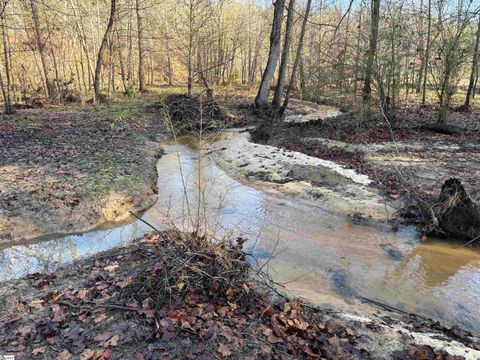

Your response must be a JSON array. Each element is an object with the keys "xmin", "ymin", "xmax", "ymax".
[
  {"xmin": 116, "ymin": 32, "xmax": 128, "ymax": 94},
  {"xmin": 474, "ymin": 62, "xmax": 479, "ymax": 99},
  {"xmin": 149, "ymin": 54, "xmax": 154, "ymax": 85},
  {"xmin": 78, "ymin": 45, "xmax": 87, "ymax": 93},
  {"xmin": 166, "ymin": 36, "xmax": 174, "ymax": 85},
  {"xmin": 362, "ymin": 0, "xmax": 381, "ymax": 121},
  {"xmin": 247, "ymin": 12, "xmax": 253, "ymax": 84},
  {"xmin": 94, "ymin": 0, "xmax": 116, "ymax": 103},
  {"xmin": 353, "ymin": 5, "xmax": 363, "ymax": 100},
  {"xmin": 416, "ymin": 0, "xmax": 425, "ymax": 93},
  {"xmin": 1, "ymin": 13, "xmax": 12, "ymax": 114},
  {"xmin": 127, "ymin": 7, "xmax": 134, "ymax": 84},
  {"xmin": 250, "ymin": 35, "xmax": 262, "ymax": 84},
  {"xmin": 272, "ymin": 0, "xmax": 295, "ymax": 108},
  {"xmin": 29, "ymin": 0, "xmax": 52, "ymax": 99},
  {"xmin": 51, "ymin": 48, "xmax": 60, "ymax": 96},
  {"xmin": 0, "ymin": 58, "xmax": 9, "ymax": 113},
  {"xmin": 187, "ymin": 1, "xmax": 194, "ymax": 95},
  {"xmin": 5, "ymin": 20, "xmax": 16, "ymax": 102},
  {"xmin": 465, "ymin": 16, "xmax": 480, "ymax": 108},
  {"xmin": 299, "ymin": 55, "xmax": 306, "ymax": 99},
  {"xmin": 73, "ymin": 43, "xmax": 83, "ymax": 93},
  {"xmin": 280, "ymin": 0, "xmax": 312, "ymax": 114},
  {"xmin": 108, "ymin": 37, "xmax": 115, "ymax": 95},
  {"xmin": 136, "ymin": 0, "xmax": 145, "ymax": 92},
  {"xmin": 438, "ymin": 86, "xmax": 452, "ymax": 123},
  {"xmin": 69, "ymin": 0, "xmax": 94, "ymax": 93},
  {"xmin": 422, "ymin": 0, "xmax": 431, "ymax": 105},
  {"xmin": 340, "ymin": 11, "xmax": 351, "ymax": 92},
  {"xmin": 255, "ymin": 0, "xmax": 285, "ymax": 108}
]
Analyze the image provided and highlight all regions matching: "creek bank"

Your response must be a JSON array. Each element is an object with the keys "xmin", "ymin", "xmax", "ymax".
[
  {"xmin": 0, "ymin": 102, "xmax": 165, "ymax": 245},
  {"xmin": 227, "ymin": 98, "xmax": 480, "ymax": 233},
  {"xmin": 209, "ymin": 133, "xmax": 394, "ymax": 221},
  {"xmin": 1, "ymin": 231, "xmax": 479, "ymax": 360}
]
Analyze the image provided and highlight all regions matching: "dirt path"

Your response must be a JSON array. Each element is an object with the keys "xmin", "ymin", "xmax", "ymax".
[{"xmin": 0, "ymin": 101, "xmax": 164, "ymax": 245}]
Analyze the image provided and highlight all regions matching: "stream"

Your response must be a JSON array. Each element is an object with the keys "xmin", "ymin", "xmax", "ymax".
[{"xmin": 1, "ymin": 134, "xmax": 480, "ymax": 334}]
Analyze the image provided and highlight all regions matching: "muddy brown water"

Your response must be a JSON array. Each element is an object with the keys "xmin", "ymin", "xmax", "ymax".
[{"xmin": 1, "ymin": 134, "xmax": 479, "ymax": 334}]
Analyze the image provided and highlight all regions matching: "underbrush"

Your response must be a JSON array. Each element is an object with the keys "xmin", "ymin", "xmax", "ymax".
[{"xmin": 160, "ymin": 93, "xmax": 231, "ymax": 134}]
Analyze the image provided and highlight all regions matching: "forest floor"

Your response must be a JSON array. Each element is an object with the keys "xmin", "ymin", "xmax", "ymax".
[
  {"xmin": 1, "ymin": 89, "xmax": 480, "ymax": 358},
  {"xmin": 0, "ymin": 100, "xmax": 165, "ymax": 245},
  {"xmin": 1, "ymin": 231, "xmax": 479, "ymax": 360}
]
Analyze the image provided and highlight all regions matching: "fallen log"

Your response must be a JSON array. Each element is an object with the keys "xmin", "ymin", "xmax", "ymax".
[{"xmin": 420, "ymin": 123, "xmax": 462, "ymax": 135}]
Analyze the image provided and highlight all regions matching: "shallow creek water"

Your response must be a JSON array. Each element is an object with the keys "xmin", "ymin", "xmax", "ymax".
[{"xmin": 1, "ymin": 135, "xmax": 480, "ymax": 334}]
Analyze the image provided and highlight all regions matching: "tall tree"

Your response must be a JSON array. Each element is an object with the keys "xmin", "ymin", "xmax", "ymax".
[
  {"xmin": 361, "ymin": 0, "xmax": 381, "ymax": 122},
  {"xmin": 272, "ymin": 0, "xmax": 295, "ymax": 108},
  {"xmin": 136, "ymin": 0, "xmax": 146, "ymax": 92},
  {"xmin": 422, "ymin": 0, "xmax": 432, "ymax": 105},
  {"xmin": 255, "ymin": 0, "xmax": 285, "ymax": 108},
  {"xmin": 416, "ymin": 0, "xmax": 425, "ymax": 93},
  {"xmin": 0, "ymin": 4, "xmax": 12, "ymax": 114},
  {"xmin": 465, "ymin": 15, "xmax": 480, "ymax": 108},
  {"xmin": 433, "ymin": 0, "xmax": 473, "ymax": 123},
  {"xmin": 280, "ymin": 0, "xmax": 312, "ymax": 114},
  {"xmin": 29, "ymin": 0, "xmax": 53, "ymax": 99},
  {"xmin": 94, "ymin": 0, "xmax": 117, "ymax": 103}
]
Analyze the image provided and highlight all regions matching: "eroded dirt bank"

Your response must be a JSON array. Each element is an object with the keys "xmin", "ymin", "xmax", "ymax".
[
  {"xmin": 0, "ymin": 101, "xmax": 164, "ymax": 244},
  {"xmin": 1, "ymin": 232, "xmax": 479, "ymax": 360},
  {"xmin": 226, "ymin": 98, "xmax": 480, "ymax": 229},
  {"xmin": 209, "ymin": 132, "xmax": 395, "ymax": 221}
]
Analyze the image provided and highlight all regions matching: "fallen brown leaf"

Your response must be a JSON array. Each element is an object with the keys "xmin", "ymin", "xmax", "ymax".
[
  {"xmin": 218, "ymin": 342, "xmax": 232, "ymax": 358},
  {"xmin": 94, "ymin": 332, "xmax": 112, "ymax": 342},
  {"xmin": 80, "ymin": 348, "xmax": 95, "ymax": 360},
  {"xmin": 105, "ymin": 334, "xmax": 120, "ymax": 347},
  {"xmin": 32, "ymin": 346, "xmax": 46, "ymax": 355},
  {"xmin": 56, "ymin": 349, "xmax": 72, "ymax": 360},
  {"xmin": 94, "ymin": 313, "xmax": 108, "ymax": 324}
]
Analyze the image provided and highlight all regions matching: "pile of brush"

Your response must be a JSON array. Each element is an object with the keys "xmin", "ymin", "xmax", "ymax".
[{"xmin": 163, "ymin": 94, "xmax": 228, "ymax": 134}]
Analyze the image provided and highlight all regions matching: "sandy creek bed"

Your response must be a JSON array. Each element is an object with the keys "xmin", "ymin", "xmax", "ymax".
[{"xmin": 1, "ymin": 132, "xmax": 479, "ymax": 337}]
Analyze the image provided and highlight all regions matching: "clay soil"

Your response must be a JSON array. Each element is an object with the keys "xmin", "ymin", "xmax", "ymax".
[{"xmin": 0, "ymin": 100, "xmax": 164, "ymax": 245}]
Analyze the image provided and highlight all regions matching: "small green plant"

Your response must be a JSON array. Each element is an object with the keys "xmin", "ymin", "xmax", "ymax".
[
  {"xmin": 110, "ymin": 110, "xmax": 131, "ymax": 129},
  {"xmin": 125, "ymin": 85, "xmax": 136, "ymax": 99},
  {"xmin": 26, "ymin": 115, "xmax": 38, "ymax": 123},
  {"xmin": 101, "ymin": 151, "xmax": 122, "ymax": 166}
]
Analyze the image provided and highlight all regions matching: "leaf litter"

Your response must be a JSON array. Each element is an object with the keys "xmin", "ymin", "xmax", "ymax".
[{"xmin": 0, "ymin": 230, "xmax": 479, "ymax": 359}]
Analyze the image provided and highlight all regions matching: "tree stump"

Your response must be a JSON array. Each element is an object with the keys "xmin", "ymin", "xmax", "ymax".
[{"xmin": 434, "ymin": 178, "xmax": 480, "ymax": 240}]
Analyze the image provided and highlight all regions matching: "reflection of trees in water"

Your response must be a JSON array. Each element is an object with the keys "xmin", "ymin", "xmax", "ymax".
[
  {"xmin": 1, "ymin": 238, "xmax": 78, "ymax": 280},
  {"xmin": 0, "ymin": 222, "xmax": 149, "ymax": 282}
]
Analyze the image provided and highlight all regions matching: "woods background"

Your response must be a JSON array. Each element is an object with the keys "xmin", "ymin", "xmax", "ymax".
[{"xmin": 0, "ymin": 0, "xmax": 479, "ymax": 122}]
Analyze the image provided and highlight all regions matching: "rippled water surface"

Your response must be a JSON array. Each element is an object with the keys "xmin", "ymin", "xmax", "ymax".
[{"xmin": 1, "ymin": 135, "xmax": 479, "ymax": 333}]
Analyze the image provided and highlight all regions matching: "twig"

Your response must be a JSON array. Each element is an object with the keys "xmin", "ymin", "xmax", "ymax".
[
  {"xmin": 461, "ymin": 233, "xmax": 480, "ymax": 247},
  {"xmin": 58, "ymin": 300, "xmax": 138, "ymax": 312},
  {"xmin": 359, "ymin": 296, "xmax": 425, "ymax": 319},
  {"xmin": 129, "ymin": 211, "xmax": 160, "ymax": 232}
]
